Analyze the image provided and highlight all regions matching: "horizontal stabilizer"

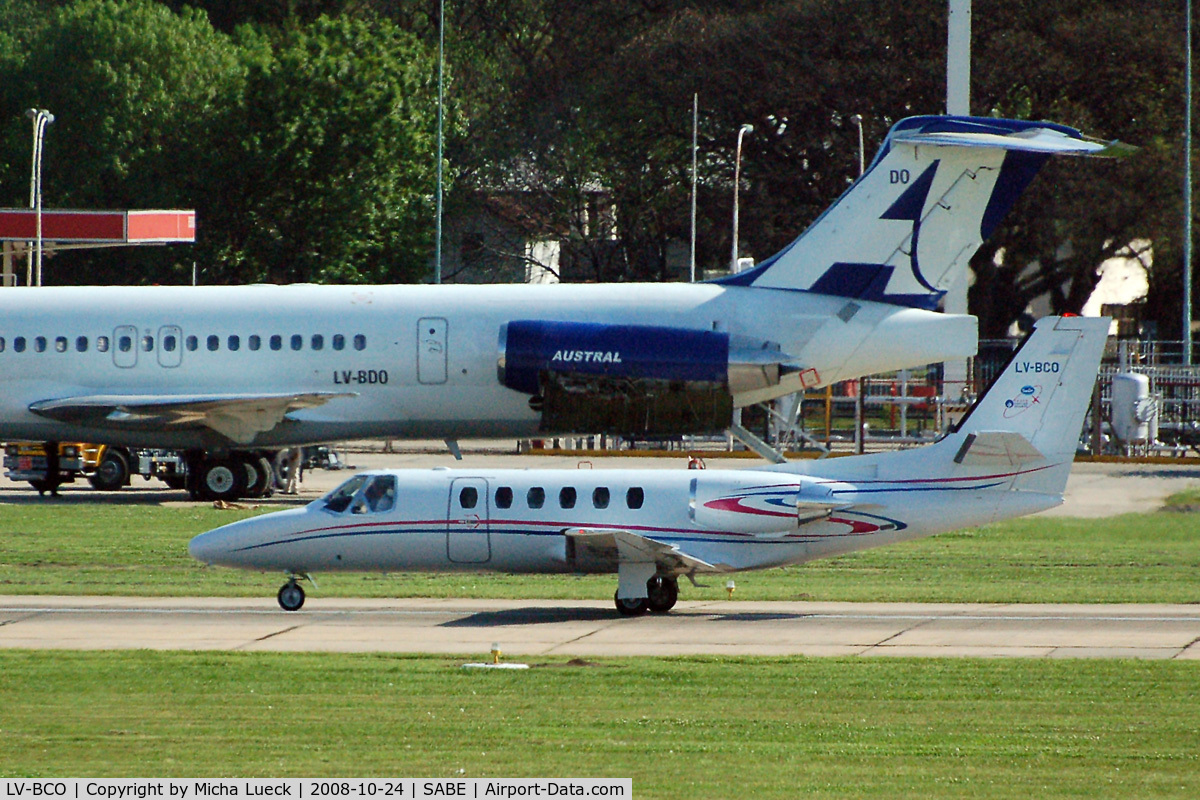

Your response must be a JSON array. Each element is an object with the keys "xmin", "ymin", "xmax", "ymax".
[
  {"xmin": 29, "ymin": 391, "xmax": 356, "ymax": 444},
  {"xmin": 891, "ymin": 125, "xmax": 1136, "ymax": 158},
  {"xmin": 951, "ymin": 430, "xmax": 1046, "ymax": 467}
]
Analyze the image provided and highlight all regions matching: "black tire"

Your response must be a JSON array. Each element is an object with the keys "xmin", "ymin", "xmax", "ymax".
[
  {"xmin": 614, "ymin": 592, "xmax": 649, "ymax": 616},
  {"xmin": 195, "ymin": 457, "xmax": 248, "ymax": 502},
  {"xmin": 646, "ymin": 576, "xmax": 679, "ymax": 614},
  {"xmin": 243, "ymin": 454, "xmax": 275, "ymax": 499},
  {"xmin": 278, "ymin": 582, "xmax": 305, "ymax": 611},
  {"xmin": 88, "ymin": 449, "xmax": 130, "ymax": 491}
]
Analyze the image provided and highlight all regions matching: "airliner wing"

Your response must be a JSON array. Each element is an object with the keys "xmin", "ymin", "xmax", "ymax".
[
  {"xmin": 565, "ymin": 527, "xmax": 729, "ymax": 575},
  {"xmin": 28, "ymin": 391, "xmax": 356, "ymax": 445}
]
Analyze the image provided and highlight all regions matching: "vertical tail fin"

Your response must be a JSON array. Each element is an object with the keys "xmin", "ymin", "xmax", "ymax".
[
  {"xmin": 717, "ymin": 117, "xmax": 1132, "ymax": 309},
  {"xmin": 948, "ymin": 316, "xmax": 1110, "ymax": 494}
]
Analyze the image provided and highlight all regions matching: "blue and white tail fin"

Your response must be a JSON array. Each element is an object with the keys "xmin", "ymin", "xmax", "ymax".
[
  {"xmin": 946, "ymin": 315, "xmax": 1110, "ymax": 494},
  {"xmin": 716, "ymin": 117, "xmax": 1132, "ymax": 309}
]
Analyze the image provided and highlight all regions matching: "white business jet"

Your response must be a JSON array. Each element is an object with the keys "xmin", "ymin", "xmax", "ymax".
[
  {"xmin": 190, "ymin": 315, "xmax": 1109, "ymax": 614},
  {"xmin": 0, "ymin": 116, "xmax": 1127, "ymax": 499}
]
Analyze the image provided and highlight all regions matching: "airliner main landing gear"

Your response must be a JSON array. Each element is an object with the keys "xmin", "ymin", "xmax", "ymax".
[{"xmin": 614, "ymin": 575, "xmax": 679, "ymax": 616}]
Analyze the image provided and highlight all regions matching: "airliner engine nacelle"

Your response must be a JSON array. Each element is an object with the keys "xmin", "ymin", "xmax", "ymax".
[{"xmin": 497, "ymin": 320, "xmax": 788, "ymax": 436}]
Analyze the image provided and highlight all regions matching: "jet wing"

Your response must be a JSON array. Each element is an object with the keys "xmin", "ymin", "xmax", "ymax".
[
  {"xmin": 28, "ymin": 391, "xmax": 356, "ymax": 445},
  {"xmin": 565, "ymin": 527, "xmax": 731, "ymax": 576}
]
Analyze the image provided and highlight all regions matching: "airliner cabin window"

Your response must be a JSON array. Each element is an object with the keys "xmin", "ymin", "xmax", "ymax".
[
  {"xmin": 248, "ymin": 335, "xmax": 261, "ymax": 351},
  {"xmin": 55, "ymin": 336, "xmax": 67, "ymax": 353},
  {"xmin": 527, "ymin": 487, "xmax": 545, "ymax": 509},
  {"xmin": 207, "ymin": 335, "xmax": 219, "ymax": 352},
  {"xmin": 185, "ymin": 335, "xmax": 197, "ymax": 352},
  {"xmin": 118, "ymin": 335, "xmax": 133, "ymax": 353},
  {"xmin": 559, "ymin": 487, "xmax": 576, "ymax": 509},
  {"xmin": 495, "ymin": 486, "xmax": 513, "ymax": 509},
  {"xmin": 353, "ymin": 334, "xmax": 366, "ymax": 351},
  {"xmin": 141, "ymin": 335, "xmax": 154, "ymax": 352},
  {"xmin": 228, "ymin": 335, "xmax": 240, "ymax": 352},
  {"xmin": 291, "ymin": 334, "xmax": 303, "ymax": 351},
  {"xmin": 312, "ymin": 334, "xmax": 324, "ymax": 351},
  {"xmin": 96, "ymin": 336, "xmax": 109, "ymax": 353},
  {"xmin": 626, "ymin": 487, "xmax": 645, "ymax": 509},
  {"xmin": 13, "ymin": 337, "xmax": 25, "ymax": 353},
  {"xmin": 270, "ymin": 335, "xmax": 282, "ymax": 351},
  {"xmin": 75, "ymin": 336, "xmax": 88, "ymax": 352},
  {"xmin": 593, "ymin": 487, "xmax": 610, "ymax": 509},
  {"xmin": 322, "ymin": 475, "xmax": 369, "ymax": 513},
  {"xmin": 333, "ymin": 334, "xmax": 345, "ymax": 351},
  {"xmin": 34, "ymin": 336, "xmax": 46, "ymax": 353},
  {"xmin": 0, "ymin": 337, "xmax": 5, "ymax": 352},
  {"xmin": 162, "ymin": 335, "xmax": 176, "ymax": 352}
]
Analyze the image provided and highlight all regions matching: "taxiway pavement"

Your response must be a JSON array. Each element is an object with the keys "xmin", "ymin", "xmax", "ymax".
[{"xmin": 2, "ymin": 596, "xmax": 1198, "ymax": 660}]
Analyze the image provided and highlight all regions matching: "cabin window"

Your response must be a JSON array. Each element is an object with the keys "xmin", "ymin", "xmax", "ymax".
[
  {"xmin": 495, "ymin": 486, "xmax": 513, "ymax": 509},
  {"xmin": 323, "ymin": 475, "xmax": 369, "ymax": 513},
  {"xmin": 291, "ymin": 334, "xmax": 303, "ymax": 351},
  {"xmin": 117, "ymin": 335, "xmax": 131, "ymax": 353},
  {"xmin": 248, "ymin": 335, "xmax": 261, "ymax": 351},
  {"xmin": 270, "ymin": 334, "xmax": 282, "ymax": 351},
  {"xmin": 312, "ymin": 334, "xmax": 324, "ymax": 351},
  {"xmin": 13, "ymin": 336, "xmax": 25, "ymax": 353},
  {"xmin": 74, "ymin": 336, "xmax": 87, "ymax": 352},
  {"xmin": 353, "ymin": 334, "xmax": 366, "ymax": 351},
  {"xmin": 593, "ymin": 487, "xmax": 610, "ymax": 509},
  {"xmin": 96, "ymin": 336, "xmax": 109, "ymax": 353},
  {"xmin": 353, "ymin": 475, "xmax": 396, "ymax": 514},
  {"xmin": 162, "ymin": 335, "xmax": 176, "ymax": 352},
  {"xmin": 527, "ymin": 487, "xmax": 545, "ymax": 509},
  {"xmin": 459, "ymin": 486, "xmax": 479, "ymax": 509},
  {"xmin": 228, "ymin": 335, "xmax": 240, "ymax": 352},
  {"xmin": 34, "ymin": 336, "xmax": 46, "ymax": 353},
  {"xmin": 141, "ymin": 335, "xmax": 154, "ymax": 352},
  {"xmin": 206, "ymin": 335, "xmax": 219, "ymax": 352},
  {"xmin": 185, "ymin": 335, "xmax": 197, "ymax": 352},
  {"xmin": 559, "ymin": 487, "xmax": 576, "ymax": 509},
  {"xmin": 55, "ymin": 336, "xmax": 67, "ymax": 353},
  {"xmin": 333, "ymin": 334, "xmax": 345, "ymax": 351},
  {"xmin": 626, "ymin": 487, "xmax": 645, "ymax": 509},
  {"xmin": 0, "ymin": 337, "xmax": 5, "ymax": 352}
]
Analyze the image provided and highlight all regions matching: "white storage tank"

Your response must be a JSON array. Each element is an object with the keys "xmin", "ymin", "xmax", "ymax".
[{"xmin": 1111, "ymin": 372, "xmax": 1157, "ymax": 442}]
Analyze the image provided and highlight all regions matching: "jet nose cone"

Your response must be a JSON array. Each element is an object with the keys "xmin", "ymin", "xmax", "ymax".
[{"xmin": 188, "ymin": 529, "xmax": 224, "ymax": 565}]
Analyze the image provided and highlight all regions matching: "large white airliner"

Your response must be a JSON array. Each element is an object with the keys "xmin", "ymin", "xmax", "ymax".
[
  {"xmin": 190, "ymin": 316, "xmax": 1110, "ymax": 614},
  {"xmin": 0, "ymin": 116, "xmax": 1127, "ymax": 499}
]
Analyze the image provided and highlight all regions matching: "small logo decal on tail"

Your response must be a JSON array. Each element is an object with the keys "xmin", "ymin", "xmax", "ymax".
[{"xmin": 1003, "ymin": 384, "xmax": 1044, "ymax": 417}]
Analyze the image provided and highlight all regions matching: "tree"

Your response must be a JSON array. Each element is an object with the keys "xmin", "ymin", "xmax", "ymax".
[{"xmin": 202, "ymin": 14, "xmax": 440, "ymax": 284}]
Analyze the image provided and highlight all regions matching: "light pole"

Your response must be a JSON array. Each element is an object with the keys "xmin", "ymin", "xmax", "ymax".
[
  {"xmin": 434, "ymin": 0, "xmax": 445, "ymax": 284},
  {"xmin": 731, "ymin": 123, "xmax": 753, "ymax": 272},
  {"xmin": 25, "ymin": 108, "xmax": 53, "ymax": 287},
  {"xmin": 850, "ymin": 114, "xmax": 865, "ymax": 177}
]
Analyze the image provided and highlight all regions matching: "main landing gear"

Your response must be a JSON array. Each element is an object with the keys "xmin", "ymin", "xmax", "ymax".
[
  {"xmin": 186, "ymin": 452, "xmax": 276, "ymax": 502},
  {"xmin": 614, "ymin": 575, "xmax": 679, "ymax": 616}
]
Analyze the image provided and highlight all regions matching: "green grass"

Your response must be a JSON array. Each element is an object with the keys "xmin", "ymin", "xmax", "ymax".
[
  {"xmin": 2, "ymin": 505, "xmax": 1200, "ymax": 603},
  {"xmin": 1, "ymin": 651, "xmax": 1197, "ymax": 797}
]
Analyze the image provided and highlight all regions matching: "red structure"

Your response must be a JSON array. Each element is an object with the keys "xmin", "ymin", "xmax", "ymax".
[{"xmin": 0, "ymin": 208, "xmax": 195, "ymax": 286}]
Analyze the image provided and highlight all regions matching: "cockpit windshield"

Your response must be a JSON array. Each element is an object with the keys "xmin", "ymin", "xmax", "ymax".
[
  {"xmin": 319, "ymin": 474, "xmax": 398, "ymax": 515},
  {"xmin": 321, "ymin": 475, "xmax": 369, "ymax": 513}
]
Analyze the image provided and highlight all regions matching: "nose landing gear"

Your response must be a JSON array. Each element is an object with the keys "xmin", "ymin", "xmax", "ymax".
[{"xmin": 277, "ymin": 574, "xmax": 311, "ymax": 611}]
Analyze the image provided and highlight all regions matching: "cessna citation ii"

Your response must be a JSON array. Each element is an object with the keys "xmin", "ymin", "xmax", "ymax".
[
  {"xmin": 190, "ymin": 316, "xmax": 1109, "ymax": 614},
  {"xmin": 0, "ymin": 116, "xmax": 1127, "ymax": 500}
]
